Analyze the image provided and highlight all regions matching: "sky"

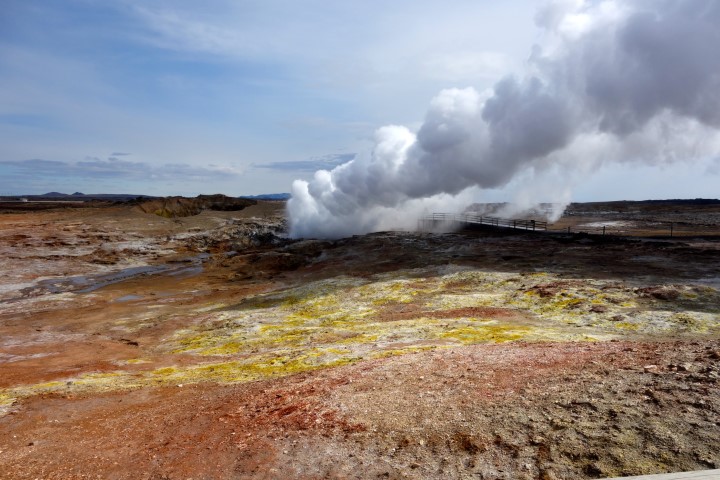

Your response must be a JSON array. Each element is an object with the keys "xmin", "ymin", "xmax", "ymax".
[{"xmin": 1, "ymin": 0, "xmax": 718, "ymax": 199}]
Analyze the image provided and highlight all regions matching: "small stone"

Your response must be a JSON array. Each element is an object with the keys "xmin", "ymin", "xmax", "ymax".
[
  {"xmin": 540, "ymin": 469, "xmax": 559, "ymax": 480},
  {"xmin": 643, "ymin": 365, "xmax": 659, "ymax": 373},
  {"xmin": 584, "ymin": 463, "xmax": 604, "ymax": 476},
  {"xmin": 679, "ymin": 363, "xmax": 696, "ymax": 372}
]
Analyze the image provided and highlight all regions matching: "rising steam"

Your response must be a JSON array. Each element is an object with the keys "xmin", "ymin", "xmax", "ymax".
[{"xmin": 288, "ymin": 0, "xmax": 720, "ymax": 239}]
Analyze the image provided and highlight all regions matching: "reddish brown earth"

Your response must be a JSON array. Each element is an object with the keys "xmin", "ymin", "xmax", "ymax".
[{"xmin": 0, "ymin": 201, "xmax": 718, "ymax": 479}]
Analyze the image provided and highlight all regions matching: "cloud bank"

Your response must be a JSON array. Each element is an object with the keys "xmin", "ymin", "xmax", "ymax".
[
  {"xmin": 254, "ymin": 153, "xmax": 355, "ymax": 172},
  {"xmin": 0, "ymin": 156, "xmax": 244, "ymax": 194},
  {"xmin": 288, "ymin": 0, "xmax": 720, "ymax": 239}
]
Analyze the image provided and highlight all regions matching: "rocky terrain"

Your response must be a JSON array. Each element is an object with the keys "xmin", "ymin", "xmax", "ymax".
[
  {"xmin": 0, "ymin": 200, "xmax": 718, "ymax": 479},
  {"xmin": 556, "ymin": 200, "xmax": 720, "ymax": 237},
  {"xmin": 135, "ymin": 194, "xmax": 257, "ymax": 218}
]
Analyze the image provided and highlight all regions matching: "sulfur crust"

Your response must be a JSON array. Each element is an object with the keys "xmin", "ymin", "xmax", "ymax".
[{"xmin": 2, "ymin": 268, "xmax": 718, "ymax": 410}]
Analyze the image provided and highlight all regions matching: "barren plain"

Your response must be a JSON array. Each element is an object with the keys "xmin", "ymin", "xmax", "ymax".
[{"xmin": 0, "ymin": 200, "xmax": 719, "ymax": 479}]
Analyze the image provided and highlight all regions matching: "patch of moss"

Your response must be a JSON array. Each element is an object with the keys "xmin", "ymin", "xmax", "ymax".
[
  {"xmin": 438, "ymin": 323, "xmax": 531, "ymax": 344},
  {"xmin": 0, "ymin": 393, "xmax": 16, "ymax": 407},
  {"xmin": 200, "ymin": 340, "xmax": 248, "ymax": 355},
  {"xmin": 30, "ymin": 380, "xmax": 65, "ymax": 390},
  {"xmin": 554, "ymin": 298, "xmax": 583, "ymax": 310},
  {"xmin": 371, "ymin": 345, "xmax": 439, "ymax": 359},
  {"xmin": 125, "ymin": 358, "xmax": 150, "ymax": 364},
  {"xmin": 337, "ymin": 332, "xmax": 380, "ymax": 344},
  {"xmin": 672, "ymin": 313, "xmax": 706, "ymax": 331},
  {"xmin": 613, "ymin": 321, "xmax": 640, "ymax": 331},
  {"xmin": 147, "ymin": 348, "xmax": 360, "ymax": 384}
]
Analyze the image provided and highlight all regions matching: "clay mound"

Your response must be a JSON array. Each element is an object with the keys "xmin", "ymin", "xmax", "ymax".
[{"xmin": 137, "ymin": 194, "xmax": 256, "ymax": 218}]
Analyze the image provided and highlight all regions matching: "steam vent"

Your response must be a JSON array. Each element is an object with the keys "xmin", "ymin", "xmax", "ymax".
[{"xmin": 2, "ymin": 0, "xmax": 720, "ymax": 479}]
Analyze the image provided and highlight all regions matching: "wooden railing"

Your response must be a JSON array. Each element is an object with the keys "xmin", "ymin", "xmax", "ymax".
[
  {"xmin": 420, "ymin": 213, "xmax": 720, "ymax": 237},
  {"xmin": 420, "ymin": 213, "xmax": 547, "ymax": 231}
]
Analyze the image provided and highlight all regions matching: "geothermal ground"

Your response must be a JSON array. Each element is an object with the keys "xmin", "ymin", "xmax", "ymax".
[{"xmin": 0, "ymin": 200, "xmax": 719, "ymax": 479}]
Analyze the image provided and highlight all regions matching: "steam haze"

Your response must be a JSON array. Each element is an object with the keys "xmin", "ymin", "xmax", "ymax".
[{"xmin": 288, "ymin": 0, "xmax": 720, "ymax": 238}]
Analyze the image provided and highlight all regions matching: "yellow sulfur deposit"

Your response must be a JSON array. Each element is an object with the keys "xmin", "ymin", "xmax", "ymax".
[{"xmin": 1, "ymin": 267, "xmax": 718, "ymax": 409}]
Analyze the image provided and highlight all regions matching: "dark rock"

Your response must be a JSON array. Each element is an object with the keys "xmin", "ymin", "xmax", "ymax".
[{"xmin": 137, "ymin": 195, "xmax": 256, "ymax": 218}]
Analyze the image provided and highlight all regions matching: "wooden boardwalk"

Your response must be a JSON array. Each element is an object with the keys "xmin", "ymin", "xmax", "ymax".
[
  {"xmin": 420, "ymin": 212, "xmax": 548, "ymax": 231},
  {"xmin": 607, "ymin": 469, "xmax": 720, "ymax": 479}
]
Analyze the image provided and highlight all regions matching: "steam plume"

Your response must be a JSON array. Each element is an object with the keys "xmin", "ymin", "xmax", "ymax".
[{"xmin": 289, "ymin": 0, "xmax": 720, "ymax": 239}]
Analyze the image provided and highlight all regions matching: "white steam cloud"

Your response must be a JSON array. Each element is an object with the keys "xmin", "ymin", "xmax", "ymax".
[{"xmin": 289, "ymin": 0, "xmax": 720, "ymax": 239}]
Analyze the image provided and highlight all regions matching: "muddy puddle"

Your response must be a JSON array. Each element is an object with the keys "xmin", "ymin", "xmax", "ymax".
[
  {"xmin": 11, "ymin": 253, "xmax": 210, "ymax": 300},
  {"xmin": 114, "ymin": 294, "xmax": 144, "ymax": 302}
]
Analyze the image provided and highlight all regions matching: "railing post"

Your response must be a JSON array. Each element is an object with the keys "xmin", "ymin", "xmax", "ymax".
[{"xmin": 423, "ymin": 213, "xmax": 553, "ymax": 234}]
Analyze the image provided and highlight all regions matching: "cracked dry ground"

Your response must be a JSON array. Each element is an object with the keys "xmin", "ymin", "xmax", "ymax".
[{"xmin": 0, "ymin": 204, "xmax": 719, "ymax": 479}]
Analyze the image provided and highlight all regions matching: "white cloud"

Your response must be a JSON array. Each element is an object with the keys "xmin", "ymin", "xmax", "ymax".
[{"xmin": 421, "ymin": 52, "xmax": 514, "ymax": 83}]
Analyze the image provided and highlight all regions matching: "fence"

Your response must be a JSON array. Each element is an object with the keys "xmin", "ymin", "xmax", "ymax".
[
  {"xmin": 419, "ymin": 213, "xmax": 547, "ymax": 232},
  {"xmin": 549, "ymin": 222, "xmax": 720, "ymax": 237},
  {"xmin": 420, "ymin": 213, "xmax": 720, "ymax": 237}
]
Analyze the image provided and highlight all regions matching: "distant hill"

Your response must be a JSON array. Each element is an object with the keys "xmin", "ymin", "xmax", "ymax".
[
  {"xmin": 638, "ymin": 198, "xmax": 720, "ymax": 205},
  {"xmin": 2, "ymin": 191, "xmax": 292, "ymax": 202},
  {"xmin": 136, "ymin": 194, "xmax": 256, "ymax": 218},
  {"xmin": 9, "ymin": 192, "xmax": 158, "ymax": 202},
  {"xmin": 40, "ymin": 191, "xmax": 70, "ymax": 197},
  {"xmin": 239, "ymin": 193, "xmax": 291, "ymax": 201}
]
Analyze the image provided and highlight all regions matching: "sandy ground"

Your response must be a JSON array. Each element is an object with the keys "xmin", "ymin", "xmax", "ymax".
[{"xmin": 0, "ymin": 201, "xmax": 718, "ymax": 479}]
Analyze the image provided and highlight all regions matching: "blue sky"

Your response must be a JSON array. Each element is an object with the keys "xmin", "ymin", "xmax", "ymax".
[{"xmin": 1, "ymin": 0, "xmax": 718, "ymax": 199}]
